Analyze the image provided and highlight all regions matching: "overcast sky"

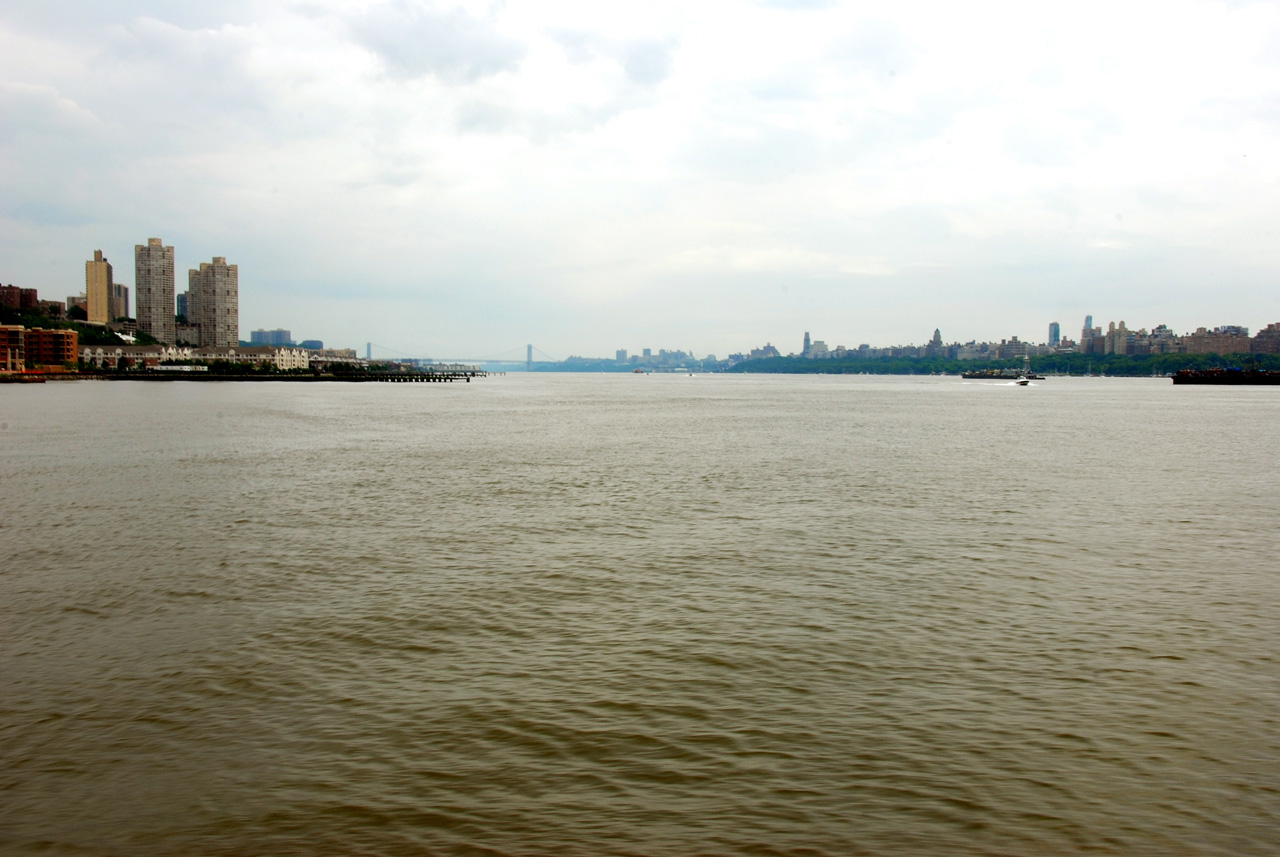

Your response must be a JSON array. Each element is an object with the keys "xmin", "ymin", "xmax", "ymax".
[{"xmin": 3, "ymin": 0, "xmax": 1278, "ymax": 359}]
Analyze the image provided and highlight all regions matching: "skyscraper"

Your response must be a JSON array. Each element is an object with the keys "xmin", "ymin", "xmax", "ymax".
[
  {"xmin": 803, "ymin": 331, "xmax": 811, "ymax": 357},
  {"xmin": 85, "ymin": 250, "xmax": 113, "ymax": 325},
  {"xmin": 136, "ymin": 238, "xmax": 175, "ymax": 344},
  {"xmin": 187, "ymin": 270, "xmax": 200, "ymax": 331},
  {"xmin": 109, "ymin": 283, "xmax": 129, "ymax": 321},
  {"xmin": 250, "ymin": 328, "xmax": 293, "ymax": 346},
  {"xmin": 190, "ymin": 257, "xmax": 238, "ymax": 348},
  {"xmin": 1049, "ymin": 322, "xmax": 1060, "ymax": 346}
]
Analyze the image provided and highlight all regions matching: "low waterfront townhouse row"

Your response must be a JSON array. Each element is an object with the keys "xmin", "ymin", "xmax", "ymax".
[{"xmin": 81, "ymin": 344, "xmax": 317, "ymax": 371}]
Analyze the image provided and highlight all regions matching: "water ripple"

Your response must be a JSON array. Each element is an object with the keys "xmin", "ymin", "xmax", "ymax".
[{"xmin": 2, "ymin": 376, "xmax": 1279, "ymax": 855}]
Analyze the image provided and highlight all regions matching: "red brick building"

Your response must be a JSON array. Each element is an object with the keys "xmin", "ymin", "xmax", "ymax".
[
  {"xmin": 1, "ymin": 325, "xmax": 23, "ymax": 370},
  {"xmin": 26, "ymin": 328, "xmax": 79, "ymax": 366},
  {"xmin": 1, "ymin": 286, "xmax": 41, "ymax": 311}
]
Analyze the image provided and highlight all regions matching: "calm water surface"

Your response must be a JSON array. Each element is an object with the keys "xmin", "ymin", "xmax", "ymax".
[{"xmin": 2, "ymin": 374, "xmax": 1278, "ymax": 855}]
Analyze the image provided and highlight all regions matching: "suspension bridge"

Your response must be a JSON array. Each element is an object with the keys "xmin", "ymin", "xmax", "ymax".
[{"xmin": 363, "ymin": 343, "xmax": 561, "ymax": 370}]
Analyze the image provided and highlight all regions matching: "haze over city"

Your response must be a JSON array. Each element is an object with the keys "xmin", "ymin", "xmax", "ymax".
[{"xmin": 3, "ymin": 0, "xmax": 1278, "ymax": 358}]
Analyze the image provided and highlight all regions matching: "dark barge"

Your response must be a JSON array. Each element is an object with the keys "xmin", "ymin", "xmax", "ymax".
[
  {"xmin": 962, "ymin": 356, "xmax": 1044, "ymax": 381},
  {"xmin": 1171, "ymin": 368, "xmax": 1280, "ymax": 385},
  {"xmin": 960, "ymin": 368, "xmax": 1045, "ymax": 380}
]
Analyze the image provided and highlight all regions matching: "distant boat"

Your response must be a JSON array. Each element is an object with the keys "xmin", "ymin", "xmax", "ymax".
[
  {"xmin": 1015, "ymin": 375, "xmax": 1029, "ymax": 386},
  {"xmin": 962, "ymin": 355, "xmax": 1043, "ymax": 381}
]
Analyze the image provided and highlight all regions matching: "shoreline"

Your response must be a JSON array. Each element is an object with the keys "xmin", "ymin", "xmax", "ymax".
[{"xmin": 2, "ymin": 372, "xmax": 482, "ymax": 383}]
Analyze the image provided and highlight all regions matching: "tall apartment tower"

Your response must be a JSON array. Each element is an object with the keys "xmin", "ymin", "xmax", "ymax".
[
  {"xmin": 190, "ymin": 257, "xmax": 238, "ymax": 348},
  {"xmin": 85, "ymin": 250, "xmax": 113, "ymax": 325},
  {"xmin": 1049, "ymin": 322, "xmax": 1061, "ymax": 346},
  {"xmin": 109, "ymin": 283, "xmax": 130, "ymax": 321},
  {"xmin": 803, "ymin": 331, "xmax": 811, "ymax": 357},
  {"xmin": 136, "ymin": 238, "xmax": 175, "ymax": 344},
  {"xmin": 186, "ymin": 270, "xmax": 200, "ymax": 332}
]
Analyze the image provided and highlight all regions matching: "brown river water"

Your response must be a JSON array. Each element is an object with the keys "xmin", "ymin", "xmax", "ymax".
[{"xmin": 2, "ymin": 374, "xmax": 1278, "ymax": 855}]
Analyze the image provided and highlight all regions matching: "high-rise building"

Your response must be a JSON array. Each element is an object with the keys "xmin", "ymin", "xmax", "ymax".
[
  {"xmin": 109, "ymin": 283, "xmax": 130, "ymax": 321},
  {"xmin": 187, "ymin": 270, "xmax": 200, "ymax": 329},
  {"xmin": 616, "ymin": 349, "xmax": 627, "ymax": 362},
  {"xmin": 803, "ymin": 331, "xmax": 811, "ymax": 357},
  {"xmin": 175, "ymin": 292, "xmax": 188, "ymax": 319},
  {"xmin": 136, "ymin": 238, "xmax": 175, "ymax": 343},
  {"xmin": 190, "ymin": 257, "xmax": 238, "ymax": 348},
  {"xmin": 1082, "ymin": 314, "xmax": 1093, "ymax": 341},
  {"xmin": 85, "ymin": 250, "xmax": 113, "ymax": 325},
  {"xmin": 250, "ymin": 328, "xmax": 293, "ymax": 346},
  {"xmin": 1049, "ymin": 322, "xmax": 1061, "ymax": 346}
]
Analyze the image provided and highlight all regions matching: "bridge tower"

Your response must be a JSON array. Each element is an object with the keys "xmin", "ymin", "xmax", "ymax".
[{"xmin": 527, "ymin": 344, "xmax": 532, "ymax": 372}]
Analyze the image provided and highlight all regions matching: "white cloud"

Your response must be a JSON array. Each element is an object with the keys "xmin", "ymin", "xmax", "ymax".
[
  {"xmin": 2, "ymin": 0, "xmax": 1279, "ymax": 355},
  {"xmin": 348, "ymin": 1, "xmax": 525, "ymax": 82}
]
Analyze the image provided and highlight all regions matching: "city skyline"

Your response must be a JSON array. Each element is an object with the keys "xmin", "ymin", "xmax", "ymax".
[
  {"xmin": 2, "ymin": 1, "xmax": 1278, "ymax": 357},
  {"xmin": 11, "ymin": 245, "xmax": 1280, "ymax": 362}
]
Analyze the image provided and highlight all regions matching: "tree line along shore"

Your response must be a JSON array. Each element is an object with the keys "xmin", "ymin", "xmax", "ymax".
[{"xmin": 726, "ymin": 352, "xmax": 1280, "ymax": 377}]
